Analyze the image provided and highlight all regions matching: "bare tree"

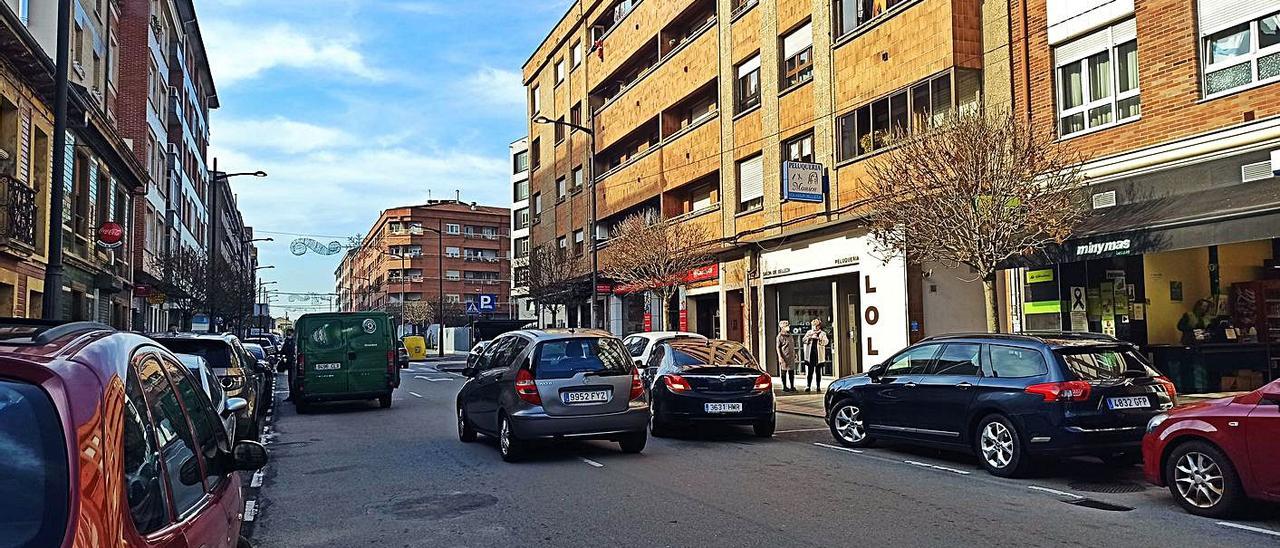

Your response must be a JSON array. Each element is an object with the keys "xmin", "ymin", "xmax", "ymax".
[
  {"xmin": 603, "ymin": 212, "xmax": 715, "ymax": 330},
  {"xmin": 863, "ymin": 110, "xmax": 1089, "ymax": 332},
  {"xmin": 526, "ymin": 246, "xmax": 587, "ymax": 327}
]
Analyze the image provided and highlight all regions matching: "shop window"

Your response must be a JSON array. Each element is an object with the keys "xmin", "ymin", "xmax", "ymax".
[
  {"xmin": 1199, "ymin": 7, "xmax": 1280, "ymax": 97},
  {"xmin": 1055, "ymin": 20, "xmax": 1140, "ymax": 137},
  {"xmin": 781, "ymin": 22, "xmax": 813, "ymax": 88}
]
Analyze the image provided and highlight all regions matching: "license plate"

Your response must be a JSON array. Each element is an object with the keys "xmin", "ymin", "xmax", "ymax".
[
  {"xmin": 314, "ymin": 363, "xmax": 342, "ymax": 371},
  {"xmin": 563, "ymin": 390, "xmax": 610, "ymax": 404},
  {"xmin": 705, "ymin": 402, "xmax": 743, "ymax": 414},
  {"xmin": 1107, "ymin": 396, "xmax": 1149, "ymax": 410}
]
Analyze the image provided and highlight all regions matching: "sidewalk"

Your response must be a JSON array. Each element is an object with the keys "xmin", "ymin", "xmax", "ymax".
[{"xmin": 772, "ymin": 377, "xmax": 827, "ymax": 418}]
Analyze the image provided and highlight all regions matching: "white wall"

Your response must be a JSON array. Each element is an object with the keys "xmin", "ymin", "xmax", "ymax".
[{"xmin": 921, "ymin": 262, "xmax": 988, "ymax": 335}]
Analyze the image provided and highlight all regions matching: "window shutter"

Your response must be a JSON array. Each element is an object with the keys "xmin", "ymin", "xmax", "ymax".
[
  {"xmin": 738, "ymin": 155, "xmax": 764, "ymax": 204},
  {"xmin": 783, "ymin": 23, "xmax": 813, "ymax": 58},
  {"xmin": 738, "ymin": 55, "xmax": 761, "ymax": 77},
  {"xmin": 1112, "ymin": 17, "xmax": 1136, "ymax": 43},
  {"xmin": 1055, "ymin": 26, "xmax": 1112, "ymax": 67},
  {"xmin": 1047, "ymin": 0, "xmax": 1134, "ymax": 45},
  {"xmin": 1198, "ymin": 0, "xmax": 1277, "ymax": 35}
]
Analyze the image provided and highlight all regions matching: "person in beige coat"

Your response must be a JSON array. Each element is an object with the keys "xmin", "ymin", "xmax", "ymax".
[
  {"xmin": 802, "ymin": 318, "xmax": 830, "ymax": 392},
  {"xmin": 776, "ymin": 320, "xmax": 796, "ymax": 392}
]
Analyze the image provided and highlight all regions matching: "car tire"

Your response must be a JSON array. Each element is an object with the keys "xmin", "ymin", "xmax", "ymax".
[
  {"xmin": 753, "ymin": 417, "xmax": 776, "ymax": 438},
  {"xmin": 457, "ymin": 406, "xmax": 477, "ymax": 443},
  {"xmin": 498, "ymin": 414, "xmax": 525, "ymax": 463},
  {"xmin": 1165, "ymin": 440, "xmax": 1245, "ymax": 518},
  {"xmin": 828, "ymin": 400, "xmax": 873, "ymax": 448},
  {"xmin": 619, "ymin": 431, "xmax": 647, "ymax": 454},
  {"xmin": 378, "ymin": 394, "xmax": 393, "ymax": 409},
  {"xmin": 975, "ymin": 414, "xmax": 1030, "ymax": 478},
  {"xmin": 649, "ymin": 401, "xmax": 672, "ymax": 438}
]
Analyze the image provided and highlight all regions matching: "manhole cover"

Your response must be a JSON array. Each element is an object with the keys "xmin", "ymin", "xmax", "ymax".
[{"xmin": 1068, "ymin": 481, "xmax": 1145, "ymax": 494}]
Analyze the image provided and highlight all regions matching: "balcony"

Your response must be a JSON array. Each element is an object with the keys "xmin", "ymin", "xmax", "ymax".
[
  {"xmin": 463, "ymin": 256, "xmax": 502, "ymax": 263},
  {"xmin": 464, "ymin": 278, "xmax": 503, "ymax": 286},
  {"xmin": 0, "ymin": 176, "xmax": 37, "ymax": 253},
  {"xmin": 462, "ymin": 232, "xmax": 502, "ymax": 240}
]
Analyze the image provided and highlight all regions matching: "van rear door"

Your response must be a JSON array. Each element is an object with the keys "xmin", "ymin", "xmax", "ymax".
[
  {"xmin": 300, "ymin": 318, "xmax": 349, "ymax": 395},
  {"xmin": 345, "ymin": 315, "xmax": 392, "ymax": 394}
]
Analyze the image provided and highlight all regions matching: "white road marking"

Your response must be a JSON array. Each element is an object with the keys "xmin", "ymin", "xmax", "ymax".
[
  {"xmin": 408, "ymin": 392, "xmax": 423, "ymax": 398},
  {"xmin": 1217, "ymin": 522, "xmax": 1280, "ymax": 538},
  {"xmin": 250, "ymin": 470, "xmax": 264, "ymax": 488},
  {"xmin": 904, "ymin": 460, "xmax": 971, "ymax": 475},
  {"xmin": 813, "ymin": 442, "xmax": 863, "ymax": 454},
  {"xmin": 580, "ymin": 458, "xmax": 604, "ymax": 468},
  {"xmin": 1028, "ymin": 485, "xmax": 1084, "ymax": 499},
  {"xmin": 243, "ymin": 500, "xmax": 258, "ymax": 522},
  {"xmin": 774, "ymin": 428, "xmax": 829, "ymax": 434}
]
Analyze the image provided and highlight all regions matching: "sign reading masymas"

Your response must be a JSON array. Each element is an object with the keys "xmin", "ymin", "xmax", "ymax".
[{"xmin": 781, "ymin": 161, "xmax": 825, "ymax": 203}]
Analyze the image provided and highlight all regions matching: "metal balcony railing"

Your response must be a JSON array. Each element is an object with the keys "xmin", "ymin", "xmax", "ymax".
[{"xmin": 0, "ymin": 176, "xmax": 37, "ymax": 249}]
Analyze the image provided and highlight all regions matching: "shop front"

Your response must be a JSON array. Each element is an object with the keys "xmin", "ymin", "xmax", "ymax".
[{"xmin": 681, "ymin": 263, "xmax": 720, "ymax": 338}]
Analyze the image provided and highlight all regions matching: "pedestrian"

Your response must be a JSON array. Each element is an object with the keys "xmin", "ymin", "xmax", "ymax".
[
  {"xmin": 802, "ymin": 318, "xmax": 829, "ymax": 392},
  {"xmin": 776, "ymin": 320, "xmax": 795, "ymax": 392},
  {"xmin": 282, "ymin": 328, "xmax": 297, "ymax": 402}
]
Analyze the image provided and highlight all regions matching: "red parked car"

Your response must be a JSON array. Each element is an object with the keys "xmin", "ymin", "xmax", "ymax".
[
  {"xmin": 0, "ymin": 320, "xmax": 267, "ymax": 548},
  {"xmin": 1143, "ymin": 377, "xmax": 1280, "ymax": 517}
]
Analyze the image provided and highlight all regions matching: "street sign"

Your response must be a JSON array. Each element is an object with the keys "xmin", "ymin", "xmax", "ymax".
[
  {"xmin": 781, "ymin": 161, "xmax": 825, "ymax": 203},
  {"xmin": 478, "ymin": 294, "xmax": 498, "ymax": 312},
  {"xmin": 465, "ymin": 302, "xmax": 481, "ymax": 316},
  {"xmin": 97, "ymin": 222, "xmax": 124, "ymax": 249}
]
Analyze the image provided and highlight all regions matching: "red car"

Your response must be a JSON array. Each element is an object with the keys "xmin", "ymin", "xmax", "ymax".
[
  {"xmin": 0, "ymin": 320, "xmax": 267, "ymax": 547},
  {"xmin": 1143, "ymin": 377, "xmax": 1280, "ymax": 517}
]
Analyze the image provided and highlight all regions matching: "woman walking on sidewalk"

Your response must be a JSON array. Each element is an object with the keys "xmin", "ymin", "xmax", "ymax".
[
  {"xmin": 776, "ymin": 320, "xmax": 796, "ymax": 392},
  {"xmin": 803, "ymin": 319, "xmax": 829, "ymax": 392}
]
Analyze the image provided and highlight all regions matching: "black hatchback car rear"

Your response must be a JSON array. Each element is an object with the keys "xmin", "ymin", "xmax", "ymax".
[
  {"xmin": 824, "ymin": 332, "xmax": 1177, "ymax": 477},
  {"xmin": 646, "ymin": 338, "xmax": 775, "ymax": 438}
]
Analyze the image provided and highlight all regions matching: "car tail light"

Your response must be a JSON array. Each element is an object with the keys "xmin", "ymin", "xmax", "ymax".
[
  {"xmin": 753, "ymin": 374, "xmax": 772, "ymax": 392},
  {"xmin": 663, "ymin": 375, "xmax": 691, "ymax": 393},
  {"xmin": 515, "ymin": 368, "xmax": 541, "ymax": 405},
  {"xmin": 1025, "ymin": 381, "xmax": 1091, "ymax": 402},
  {"xmin": 1155, "ymin": 376, "xmax": 1178, "ymax": 404},
  {"xmin": 629, "ymin": 368, "xmax": 644, "ymax": 400}
]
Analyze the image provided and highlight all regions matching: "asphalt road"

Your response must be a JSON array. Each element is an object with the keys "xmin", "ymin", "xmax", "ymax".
[{"xmin": 248, "ymin": 362, "xmax": 1280, "ymax": 547}]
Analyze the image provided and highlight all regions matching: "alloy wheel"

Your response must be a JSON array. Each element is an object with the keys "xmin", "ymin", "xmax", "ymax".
[
  {"xmin": 457, "ymin": 408, "xmax": 465, "ymax": 437},
  {"xmin": 980, "ymin": 421, "xmax": 1014, "ymax": 469},
  {"xmin": 834, "ymin": 405, "xmax": 865, "ymax": 443},
  {"xmin": 499, "ymin": 419, "xmax": 511, "ymax": 455},
  {"xmin": 1174, "ymin": 452, "xmax": 1225, "ymax": 509}
]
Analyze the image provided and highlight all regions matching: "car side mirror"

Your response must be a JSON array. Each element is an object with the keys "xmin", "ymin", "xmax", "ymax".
[
  {"xmin": 635, "ymin": 359, "xmax": 644, "ymax": 368},
  {"xmin": 867, "ymin": 363, "xmax": 886, "ymax": 379},
  {"xmin": 223, "ymin": 397, "xmax": 248, "ymax": 417},
  {"xmin": 231, "ymin": 440, "xmax": 269, "ymax": 471},
  {"xmin": 461, "ymin": 366, "xmax": 478, "ymax": 378}
]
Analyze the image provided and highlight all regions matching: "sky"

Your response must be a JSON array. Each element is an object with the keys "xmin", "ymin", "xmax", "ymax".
[{"xmin": 199, "ymin": 0, "xmax": 568, "ymax": 315}]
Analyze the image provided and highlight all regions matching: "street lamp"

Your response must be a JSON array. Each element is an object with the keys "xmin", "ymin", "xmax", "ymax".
[
  {"xmin": 207, "ymin": 163, "xmax": 268, "ymax": 332},
  {"xmin": 244, "ymin": 237, "xmax": 274, "ymax": 243},
  {"xmin": 533, "ymin": 115, "xmax": 600, "ymax": 330}
]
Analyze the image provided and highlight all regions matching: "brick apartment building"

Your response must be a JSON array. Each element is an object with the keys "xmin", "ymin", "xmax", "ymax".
[
  {"xmin": 1000, "ymin": 0, "xmax": 1280, "ymax": 397},
  {"xmin": 523, "ymin": 0, "xmax": 1006, "ymax": 377},
  {"xmin": 509, "ymin": 137, "xmax": 538, "ymax": 321},
  {"xmin": 337, "ymin": 200, "xmax": 513, "ymax": 324}
]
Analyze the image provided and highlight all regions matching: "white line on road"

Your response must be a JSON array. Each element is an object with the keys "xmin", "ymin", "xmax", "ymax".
[
  {"xmin": 408, "ymin": 392, "xmax": 423, "ymax": 398},
  {"xmin": 1028, "ymin": 485, "xmax": 1084, "ymax": 499},
  {"xmin": 1217, "ymin": 522, "xmax": 1280, "ymax": 538},
  {"xmin": 243, "ymin": 500, "xmax": 257, "ymax": 522},
  {"xmin": 774, "ymin": 428, "xmax": 829, "ymax": 434},
  {"xmin": 813, "ymin": 442, "xmax": 863, "ymax": 454},
  {"xmin": 904, "ymin": 460, "xmax": 971, "ymax": 475},
  {"xmin": 250, "ymin": 470, "xmax": 264, "ymax": 488},
  {"xmin": 580, "ymin": 458, "xmax": 604, "ymax": 468}
]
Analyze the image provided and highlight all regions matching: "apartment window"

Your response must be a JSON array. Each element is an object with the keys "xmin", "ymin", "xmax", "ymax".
[
  {"xmin": 515, "ymin": 266, "xmax": 531, "ymax": 286},
  {"xmin": 513, "ymin": 150, "xmax": 529, "ymax": 173},
  {"xmin": 445, "ymin": 246, "xmax": 461, "ymax": 258},
  {"xmin": 737, "ymin": 154, "xmax": 764, "ymax": 212},
  {"xmin": 530, "ymin": 138, "xmax": 541, "ymax": 169},
  {"xmin": 731, "ymin": 0, "xmax": 758, "ymax": 18},
  {"xmin": 834, "ymin": 0, "xmax": 910, "ymax": 38},
  {"xmin": 554, "ymin": 116, "xmax": 566, "ymax": 143},
  {"xmin": 514, "ymin": 237, "xmax": 530, "ymax": 258},
  {"xmin": 781, "ymin": 22, "xmax": 814, "ymax": 88},
  {"xmin": 570, "ymin": 103, "xmax": 582, "ymax": 127},
  {"xmin": 837, "ymin": 70, "xmax": 981, "ymax": 160},
  {"xmin": 533, "ymin": 193, "xmax": 543, "ymax": 222},
  {"xmin": 1056, "ymin": 20, "xmax": 1139, "ymax": 136},
  {"xmin": 446, "ymin": 294, "xmax": 461, "ymax": 303},
  {"xmin": 557, "ymin": 236, "xmax": 568, "ymax": 251},
  {"xmin": 514, "ymin": 207, "xmax": 530, "ymax": 229},
  {"xmin": 1199, "ymin": 7, "xmax": 1280, "ymax": 96},
  {"xmin": 784, "ymin": 132, "xmax": 815, "ymax": 163},
  {"xmin": 555, "ymin": 58, "xmax": 566, "ymax": 84},
  {"xmin": 571, "ymin": 40, "xmax": 583, "ymax": 67},
  {"xmin": 445, "ymin": 223, "xmax": 461, "ymax": 235},
  {"xmin": 514, "ymin": 179, "xmax": 529, "ymax": 201},
  {"xmin": 556, "ymin": 176, "xmax": 567, "ymax": 199},
  {"xmin": 571, "ymin": 166, "xmax": 584, "ymax": 192},
  {"xmin": 446, "ymin": 270, "xmax": 461, "ymax": 280},
  {"xmin": 573, "ymin": 230, "xmax": 585, "ymax": 256},
  {"xmin": 736, "ymin": 55, "xmax": 761, "ymax": 112},
  {"xmin": 531, "ymin": 84, "xmax": 541, "ymax": 115}
]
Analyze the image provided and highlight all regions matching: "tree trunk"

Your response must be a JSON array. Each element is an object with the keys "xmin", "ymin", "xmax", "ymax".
[
  {"xmin": 658, "ymin": 291, "xmax": 671, "ymax": 332},
  {"xmin": 983, "ymin": 276, "xmax": 1000, "ymax": 334}
]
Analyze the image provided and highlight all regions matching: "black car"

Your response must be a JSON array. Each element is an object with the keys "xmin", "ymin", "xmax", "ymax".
[
  {"xmin": 824, "ymin": 332, "xmax": 1178, "ymax": 477},
  {"xmin": 245, "ymin": 336, "xmax": 281, "ymax": 369},
  {"xmin": 150, "ymin": 332, "xmax": 267, "ymax": 440},
  {"xmin": 646, "ymin": 338, "xmax": 775, "ymax": 438}
]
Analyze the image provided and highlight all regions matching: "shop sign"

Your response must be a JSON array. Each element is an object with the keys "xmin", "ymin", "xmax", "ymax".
[
  {"xmin": 595, "ymin": 283, "xmax": 614, "ymax": 294},
  {"xmin": 1074, "ymin": 238, "xmax": 1132, "ymax": 258},
  {"xmin": 760, "ymin": 234, "xmax": 872, "ymax": 281},
  {"xmin": 858, "ymin": 255, "xmax": 909, "ymax": 369},
  {"xmin": 1022, "ymin": 301, "xmax": 1062, "ymax": 315},
  {"xmin": 1026, "ymin": 269, "xmax": 1055, "ymax": 284},
  {"xmin": 678, "ymin": 309, "xmax": 688, "ymax": 331},
  {"xmin": 97, "ymin": 222, "xmax": 124, "ymax": 249},
  {"xmin": 781, "ymin": 161, "xmax": 825, "ymax": 203},
  {"xmin": 134, "ymin": 284, "xmax": 151, "ymax": 297},
  {"xmin": 683, "ymin": 264, "xmax": 719, "ymax": 284},
  {"xmin": 643, "ymin": 312, "xmax": 652, "ymax": 332}
]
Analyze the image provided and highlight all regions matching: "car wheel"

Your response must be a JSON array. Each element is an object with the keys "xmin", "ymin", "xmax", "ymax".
[
  {"xmin": 975, "ymin": 414, "xmax": 1030, "ymax": 478},
  {"xmin": 498, "ymin": 414, "xmax": 525, "ymax": 462},
  {"xmin": 828, "ymin": 400, "xmax": 873, "ymax": 448},
  {"xmin": 753, "ymin": 417, "xmax": 776, "ymax": 438},
  {"xmin": 378, "ymin": 394, "xmax": 393, "ymax": 409},
  {"xmin": 1165, "ymin": 440, "xmax": 1245, "ymax": 518},
  {"xmin": 649, "ymin": 401, "xmax": 672, "ymax": 438},
  {"xmin": 618, "ymin": 431, "xmax": 647, "ymax": 454},
  {"xmin": 457, "ymin": 406, "xmax": 477, "ymax": 443}
]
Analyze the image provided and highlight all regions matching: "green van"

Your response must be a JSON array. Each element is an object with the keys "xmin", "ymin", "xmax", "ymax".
[{"xmin": 293, "ymin": 312, "xmax": 400, "ymax": 411}]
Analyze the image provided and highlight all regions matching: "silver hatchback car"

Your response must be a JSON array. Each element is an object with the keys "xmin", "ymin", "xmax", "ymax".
[{"xmin": 456, "ymin": 329, "xmax": 649, "ymax": 461}]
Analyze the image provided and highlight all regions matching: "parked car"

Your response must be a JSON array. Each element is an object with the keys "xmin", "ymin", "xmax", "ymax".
[
  {"xmin": 467, "ymin": 340, "xmax": 491, "ymax": 366},
  {"xmin": 0, "ymin": 319, "xmax": 267, "ymax": 548},
  {"xmin": 245, "ymin": 336, "xmax": 280, "ymax": 366},
  {"xmin": 646, "ymin": 338, "xmax": 775, "ymax": 438},
  {"xmin": 1142, "ymin": 378, "xmax": 1280, "ymax": 517},
  {"xmin": 151, "ymin": 332, "xmax": 267, "ymax": 440},
  {"xmin": 293, "ymin": 312, "xmax": 400, "ymax": 411},
  {"xmin": 242, "ymin": 342, "xmax": 276, "ymax": 406},
  {"xmin": 398, "ymin": 344, "xmax": 410, "ymax": 369},
  {"xmin": 622, "ymin": 331, "xmax": 706, "ymax": 371},
  {"xmin": 456, "ymin": 329, "xmax": 648, "ymax": 462},
  {"xmin": 824, "ymin": 332, "xmax": 1177, "ymax": 477},
  {"xmin": 176, "ymin": 353, "xmax": 240, "ymax": 442}
]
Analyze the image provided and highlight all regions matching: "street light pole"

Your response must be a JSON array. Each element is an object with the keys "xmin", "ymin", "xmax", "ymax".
[
  {"xmin": 533, "ymin": 116, "xmax": 598, "ymax": 330},
  {"xmin": 41, "ymin": 0, "xmax": 73, "ymax": 320}
]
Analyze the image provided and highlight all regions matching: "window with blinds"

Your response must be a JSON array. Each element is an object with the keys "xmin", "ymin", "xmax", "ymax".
[
  {"xmin": 1197, "ymin": 2, "xmax": 1280, "ymax": 97},
  {"xmin": 1054, "ymin": 19, "xmax": 1140, "ymax": 137},
  {"xmin": 737, "ymin": 155, "xmax": 764, "ymax": 213},
  {"xmin": 1046, "ymin": 0, "xmax": 1134, "ymax": 45},
  {"xmin": 782, "ymin": 22, "xmax": 813, "ymax": 88},
  {"xmin": 736, "ymin": 55, "xmax": 761, "ymax": 113}
]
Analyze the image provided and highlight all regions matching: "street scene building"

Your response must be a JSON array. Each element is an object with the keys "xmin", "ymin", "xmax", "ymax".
[{"xmin": 509, "ymin": 136, "xmax": 539, "ymax": 322}]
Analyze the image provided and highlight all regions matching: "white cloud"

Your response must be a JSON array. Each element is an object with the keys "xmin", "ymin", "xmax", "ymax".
[
  {"xmin": 203, "ymin": 21, "xmax": 382, "ymax": 86},
  {"xmin": 459, "ymin": 67, "xmax": 526, "ymax": 109},
  {"xmin": 214, "ymin": 116, "xmax": 352, "ymax": 154}
]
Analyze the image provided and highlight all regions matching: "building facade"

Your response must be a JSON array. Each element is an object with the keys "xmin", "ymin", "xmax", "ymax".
[
  {"xmin": 523, "ymin": 0, "xmax": 992, "ymax": 378},
  {"xmin": 1001, "ymin": 0, "xmax": 1280, "ymax": 396},
  {"xmin": 336, "ymin": 200, "xmax": 513, "ymax": 325},
  {"xmin": 509, "ymin": 136, "xmax": 538, "ymax": 321}
]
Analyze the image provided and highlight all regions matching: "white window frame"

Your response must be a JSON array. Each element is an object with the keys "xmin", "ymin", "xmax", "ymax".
[
  {"xmin": 571, "ymin": 41, "xmax": 583, "ymax": 67},
  {"xmin": 445, "ymin": 246, "xmax": 461, "ymax": 258},
  {"xmin": 1200, "ymin": 9, "xmax": 1280, "ymax": 98},
  {"xmin": 445, "ymin": 223, "xmax": 461, "ymax": 235},
  {"xmin": 737, "ymin": 154, "xmax": 764, "ymax": 212},
  {"xmin": 556, "ymin": 176, "xmax": 566, "ymax": 198},
  {"xmin": 1055, "ymin": 22, "xmax": 1140, "ymax": 138},
  {"xmin": 555, "ymin": 58, "xmax": 566, "ymax": 84},
  {"xmin": 531, "ymin": 85, "xmax": 541, "ymax": 116}
]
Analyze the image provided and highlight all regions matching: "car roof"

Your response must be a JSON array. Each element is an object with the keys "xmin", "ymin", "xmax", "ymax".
[
  {"xmin": 502, "ymin": 328, "xmax": 617, "ymax": 341},
  {"xmin": 919, "ymin": 331, "xmax": 1130, "ymax": 350},
  {"xmin": 0, "ymin": 320, "xmax": 173, "ymax": 387},
  {"xmin": 625, "ymin": 331, "xmax": 706, "ymax": 341}
]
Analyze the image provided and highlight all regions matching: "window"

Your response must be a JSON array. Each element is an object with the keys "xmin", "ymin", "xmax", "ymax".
[
  {"xmin": 513, "ymin": 150, "xmax": 529, "ymax": 174},
  {"xmin": 570, "ymin": 103, "xmax": 582, "ymax": 126},
  {"xmin": 781, "ymin": 22, "xmax": 814, "ymax": 88},
  {"xmin": 1058, "ymin": 348, "xmax": 1158, "ymax": 380},
  {"xmin": 0, "ymin": 379, "xmax": 71, "ymax": 547},
  {"xmin": 120, "ymin": 365, "xmax": 169, "ymax": 534},
  {"xmin": 445, "ymin": 246, "xmax": 461, "ymax": 257},
  {"xmin": 731, "ymin": 0, "xmax": 758, "ymax": 18},
  {"xmin": 162, "ymin": 355, "xmax": 224, "ymax": 489},
  {"xmin": 571, "ymin": 40, "xmax": 583, "ymax": 67},
  {"xmin": 834, "ymin": 0, "xmax": 910, "ymax": 38},
  {"xmin": 514, "ymin": 179, "xmax": 529, "ymax": 201},
  {"xmin": 929, "ymin": 344, "xmax": 981, "ymax": 377},
  {"xmin": 837, "ymin": 70, "xmax": 980, "ymax": 160},
  {"xmin": 573, "ymin": 229, "xmax": 585, "ymax": 255},
  {"xmin": 514, "ymin": 237, "xmax": 530, "ymax": 258},
  {"xmin": 1200, "ymin": 8, "xmax": 1280, "ymax": 96},
  {"xmin": 137, "ymin": 356, "xmax": 205, "ymax": 515},
  {"xmin": 1055, "ymin": 20, "xmax": 1139, "ymax": 136},
  {"xmin": 446, "ymin": 223, "xmax": 461, "ymax": 235},
  {"xmin": 446, "ymin": 294, "xmax": 461, "ymax": 303},
  {"xmin": 572, "ymin": 166, "xmax": 584, "ymax": 192},
  {"xmin": 784, "ymin": 132, "xmax": 815, "ymax": 162},
  {"xmin": 556, "ymin": 176, "xmax": 567, "ymax": 199},
  {"xmin": 514, "ymin": 207, "xmax": 530, "ymax": 229},
  {"xmin": 532, "ymin": 338, "xmax": 632, "ymax": 379},
  {"xmin": 736, "ymin": 55, "xmax": 761, "ymax": 112},
  {"xmin": 555, "ymin": 58, "xmax": 566, "ymax": 84},
  {"xmin": 530, "ymin": 138, "xmax": 541, "ymax": 169},
  {"xmin": 884, "ymin": 344, "xmax": 941, "ymax": 376},
  {"xmin": 446, "ymin": 270, "xmax": 461, "ymax": 280},
  {"xmin": 557, "ymin": 236, "xmax": 567, "ymax": 250},
  {"xmin": 987, "ymin": 345, "xmax": 1049, "ymax": 378},
  {"xmin": 736, "ymin": 154, "xmax": 764, "ymax": 212},
  {"xmin": 515, "ymin": 266, "xmax": 530, "ymax": 285},
  {"xmin": 530, "ymin": 84, "xmax": 541, "ymax": 115},
  {"xmin": 554, "ymin": 116, "xmax": 566, "ymax": 142},
  {"xmin": 533, "ymin": 193, "xmax": 543, "ymax": 217}
]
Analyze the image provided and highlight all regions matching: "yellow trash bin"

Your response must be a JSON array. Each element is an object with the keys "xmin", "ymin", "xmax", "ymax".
[{"xmin": 403, "ymin": 336, "xmax": 427, "ymax": 360}]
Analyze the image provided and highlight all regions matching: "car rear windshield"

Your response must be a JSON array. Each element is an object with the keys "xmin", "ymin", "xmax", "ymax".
[
  {"xmin": 156, "ymin": 339, "xmax": 233, "ymax": 370},
  {"xmin": 0, "ymin": 379, "xmax": 70, "ymax": 548},
  {"xmin": 534, "ymin": 338, "xmax": 632, "ymax": 379},
  {"xmin": 670, "ymin": 344, "xmax": 756, "ymax": 368},
  {"xmin": 1057, "ymin": 348, "xmax": 1159, "ymax": 381}
]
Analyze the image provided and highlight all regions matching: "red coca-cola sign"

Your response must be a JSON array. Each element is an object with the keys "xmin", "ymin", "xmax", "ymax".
[{"xmin": 98, "ymin": 222, "xmax": 124, "ymax": 248}]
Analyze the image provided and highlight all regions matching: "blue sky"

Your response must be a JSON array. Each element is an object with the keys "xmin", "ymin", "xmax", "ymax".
[{"xmin": 200, "ymin": 0, "xmax": 568, "ymax": 315}]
